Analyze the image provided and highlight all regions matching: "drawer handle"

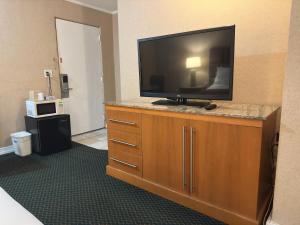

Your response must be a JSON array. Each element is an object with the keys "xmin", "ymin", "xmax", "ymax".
[
  {"xmin": 109, "ymin": 119, "xmax": 136, "ymax": 126},
  {"xmin": 109, "ymin": 139, "xmax": 137, "ymax": 147},
  {"xmin": 110, "ymin": 157, "xmax": 137, "ymax": 168}
]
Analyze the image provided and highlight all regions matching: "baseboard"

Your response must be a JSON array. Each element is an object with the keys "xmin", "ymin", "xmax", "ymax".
[{"xmin": 0, "ymin": 145, "xmax": 14, "ymax": 155}]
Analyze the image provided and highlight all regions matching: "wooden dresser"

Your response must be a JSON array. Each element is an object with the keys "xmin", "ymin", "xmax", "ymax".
[{"xmin": 105, "ymin": 100, "xmax": 279, "ymax": 225}]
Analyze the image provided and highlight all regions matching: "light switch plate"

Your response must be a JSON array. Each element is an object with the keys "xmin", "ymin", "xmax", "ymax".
[{"xmin": 43, "ymin": 69, "xmax": 53, "ymax": 77}]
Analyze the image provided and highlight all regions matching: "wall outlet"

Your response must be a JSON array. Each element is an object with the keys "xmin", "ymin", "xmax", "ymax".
[{"xmin": 43, "ymin": 69, "xmax": 53, "ymax": 77}]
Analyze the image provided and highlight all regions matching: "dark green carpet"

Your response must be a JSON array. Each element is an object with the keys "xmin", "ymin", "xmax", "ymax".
[{"xmin": 0, "ymin": 143, "xmax": 225, "ymax": 225}]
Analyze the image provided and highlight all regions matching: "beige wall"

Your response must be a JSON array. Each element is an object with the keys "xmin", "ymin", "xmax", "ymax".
[
  {"xmin": 117, "ymin": 0, "xmax": 292, "ymax": 103},
  {"xmin": 0, "ymin": 0, "xmax": 115, "ymax": 147},
  {"xmin": 272, "ymin": 0, "xmax": 300, "ymax": 224},
  {"xmin": 113, "ymin": 13, "xmax": 121, "ymax": 100}
]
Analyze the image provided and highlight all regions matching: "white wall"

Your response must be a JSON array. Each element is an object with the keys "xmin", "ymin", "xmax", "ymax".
[
  {"xmin": 271, "ymin": 0, "xmax": 300, "ymax": 224},
  {"xmin": 117, "ymin": 0, "xmax": 291, "ymax": 104}
]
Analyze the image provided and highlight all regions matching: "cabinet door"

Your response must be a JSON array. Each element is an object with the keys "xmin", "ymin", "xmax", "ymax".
[
  {"xmin": 190, "ymin": 120, "xmax": 262, "ymax": 218},
  {"xmin": 38, "ymin": 115, "xmax": 72, "ymax": 154},
  {"xmin": 142, "ymin": 114, "xmax": 188, "ymax": 194}
]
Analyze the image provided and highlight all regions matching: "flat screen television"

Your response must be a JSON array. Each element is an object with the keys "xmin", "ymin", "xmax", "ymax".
[{"xmin": 138, "ymin": 25, "xmax": 235, "ymax": 104}]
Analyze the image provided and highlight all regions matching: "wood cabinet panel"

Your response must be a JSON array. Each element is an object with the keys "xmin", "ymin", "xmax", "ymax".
[
  {"xmin": 106, "ymin": 105, "xmax": 278, "ymax": 225},
  {"xmin": 107, "ymin": 109, "xmax": 141, "ymax": 134},
  {"xmin": 108, "ymin": 129, "xmax": 141, "ymax": 155},
  {"xmin": 142, "ymin": 114, "xmax": 189, "ymax": 194},
  {"xmin": 109, "ymin": 147, "xmax": 142, "ymax": 177},
  {"xmin": 190, "ymin": 120, "xmax": 262, "ymax": 218}
]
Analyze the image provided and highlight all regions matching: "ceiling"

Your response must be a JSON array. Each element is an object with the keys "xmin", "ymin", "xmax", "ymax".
[{"xmin": 67, "ymin": 0, "xmax": 118, "ymax": 13}]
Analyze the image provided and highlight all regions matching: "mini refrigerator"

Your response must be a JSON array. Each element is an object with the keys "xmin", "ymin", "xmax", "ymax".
[{"xmin": 25, "ymin": 114, "xmax": 72, "ymax": 155}]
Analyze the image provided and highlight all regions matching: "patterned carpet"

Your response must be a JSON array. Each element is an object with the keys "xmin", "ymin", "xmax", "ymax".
[{"xmin": 0, "ymin": 143, "xmax": 225, "ymax": 225}]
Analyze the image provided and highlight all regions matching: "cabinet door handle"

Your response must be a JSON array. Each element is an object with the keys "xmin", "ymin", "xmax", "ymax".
[
  {"xmin": 110, "ymin": 157, "xmax": 137, "ymax": 168},
  {"xmin": 109, "ymin": 138, "xmax": 137, "ymax": 147},
  {"xmin": 182, "ymin": 126, "xmax": 186, "ymax": 190},
  {"xmin": 190, "ymin": 127, "xmax": 194, "ymax": 193},
  {"xmin": 109, "ymin": 119, "xmax": 136, "ymax": 126}
]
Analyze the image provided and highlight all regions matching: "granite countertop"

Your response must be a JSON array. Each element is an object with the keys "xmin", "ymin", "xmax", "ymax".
[{"xmin": 106, "ymin": 98, "xmax": 280, "ymax": 120}]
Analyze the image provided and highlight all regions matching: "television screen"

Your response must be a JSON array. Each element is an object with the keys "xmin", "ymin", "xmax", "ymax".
[{"xmin": 138, "ymin": 26, "xmax": 235, "ymax": 100}]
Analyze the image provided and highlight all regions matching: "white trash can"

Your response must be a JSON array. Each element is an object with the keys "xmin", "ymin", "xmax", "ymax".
[{"xmin": 10, "ymin": 131, "xmax": 32, "ymax": 157}]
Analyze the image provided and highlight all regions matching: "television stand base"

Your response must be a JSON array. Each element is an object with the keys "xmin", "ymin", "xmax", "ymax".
[{"xmin": 152, "ymin": 99, "xmax": 211, "ymax": 107}]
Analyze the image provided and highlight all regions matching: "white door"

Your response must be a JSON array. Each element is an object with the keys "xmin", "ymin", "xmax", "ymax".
[{"xmin": 56, "ymin": 19, "xmax": 105, "ymax": 135}]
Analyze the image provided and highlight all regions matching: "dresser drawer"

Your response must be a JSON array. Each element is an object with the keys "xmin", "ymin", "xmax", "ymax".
[
  {"xmin": 108, "ymin": 129, "xmax": 141, "ymax": 155},
  {"xmin": 109, "ymin": 148, "xmax": 142, "ymax": 177},
  {"xmin": 106, "ymin": 109, "xmax": 141, "ymax": 134}
]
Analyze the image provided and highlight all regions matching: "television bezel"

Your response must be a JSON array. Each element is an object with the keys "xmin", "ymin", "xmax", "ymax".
[{"xmin": 137, "ymin": 25, "xmax": 235, "ymax": 101}]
